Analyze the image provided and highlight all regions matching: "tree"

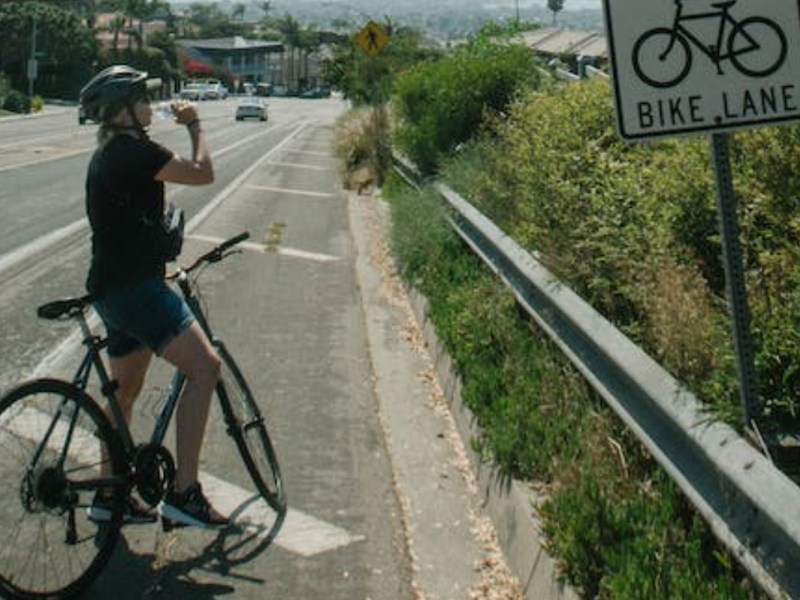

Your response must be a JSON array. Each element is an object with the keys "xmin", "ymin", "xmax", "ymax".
[
  {"xmin": 393, "ymin": 39, "xmax": 541, "ymax": 174},
  {"xmin": 121, "ymin": 0, "xmax": 162, "ymax": 51},
  {"xmin": 232, "ymin": 2, "xmax": 245, "ymax": 22},
  {"xmin": 323, "ymin": 20, "xmax": 437, "ymax": 106},
  {"xmin": 276, "ymin": 14, "xmax": 301, "ymax": 92},
  {"xmin": 547, "ymin": 0, "xmax": 565, "ymax": 26},
  {"xmin": 107, "ymin": 12, "xmax": 126, "ymax": 55},
  {"xmin": 296, "ymin": 26, "xmax": 321, "ymax": 89},
  {"xmin": 0, "ymin": 1, "xmax": 98, "ymax": 98},
  {"xmin": 184, "ymin": 2, "xmax": 247, "ymax": 38}
]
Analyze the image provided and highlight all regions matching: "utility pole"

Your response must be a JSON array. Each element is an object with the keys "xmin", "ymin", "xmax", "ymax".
[
  {"xmin": 27, "ymin": 15, "xmax": 37, "ymax": 98},
  {"xmin": 515, "ymin": 0, "xmax": 520, "ymax": 25}
]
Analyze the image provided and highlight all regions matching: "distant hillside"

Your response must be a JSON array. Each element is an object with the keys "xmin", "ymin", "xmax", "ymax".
[
  {"xmin": 170, "ymin": 0, "xmax": 605, "ymax": 40},
  {"xmin": 289, "ymin": 0, "xmax": 605, "ymax": 38}
]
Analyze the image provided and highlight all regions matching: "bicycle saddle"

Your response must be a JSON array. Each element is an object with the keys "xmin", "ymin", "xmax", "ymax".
[
  {"xmin": 711, "ymin": 1, "xmax": 736, "ymax": 9},
  {"xmin": 37, "ymin": 295, "xmax": 95, "ymax": 320}
]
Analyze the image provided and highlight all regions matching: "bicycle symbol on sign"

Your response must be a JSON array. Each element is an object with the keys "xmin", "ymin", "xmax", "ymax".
[{"xmin": 632, "ymin": 0, "xmax": 787, "ymax": 88}]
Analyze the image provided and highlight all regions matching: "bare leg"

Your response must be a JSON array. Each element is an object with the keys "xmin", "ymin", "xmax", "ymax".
[
  {"xmin": 100, "ymin": 347, "xmax": 152, "ymax": 478},
  {"xmin": 161, "ymin": 321, "xmax": 220, "ymax": 492}
]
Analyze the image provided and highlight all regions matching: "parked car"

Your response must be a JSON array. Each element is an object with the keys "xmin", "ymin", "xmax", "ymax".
[
  {"xmin": 235, "ymin": 97, "xmax": 267, "ymax": 121},
  {"xmin": 179, "ymin": 82, "xmax": 208, "ymax": 101},
  {"xmin": 78, "ymin": 105, "xmax": 94, "ymax": 125},
  {"xmin": 204, "ymin": 81, "xmax": 228, "ymax": 100},
  {"xmin": 299, "ymin": 86, "xmax": 331, "ymax": 99},
  {"xmin": 255, "ymin": 82, "xmax": 273, "ymax": 97}
]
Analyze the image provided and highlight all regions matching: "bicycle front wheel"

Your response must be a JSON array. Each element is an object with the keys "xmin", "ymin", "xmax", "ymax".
[
  {"xmin": 0, "ymin": 379, "xmax": 128, "ymax": 600},
  {"xmin": 729, "ymin": 17, "xmax": 787, "ymax": 78},
  {"xmin": 214, "ymin": 341, "xmax": 286, "ymax": 513}
]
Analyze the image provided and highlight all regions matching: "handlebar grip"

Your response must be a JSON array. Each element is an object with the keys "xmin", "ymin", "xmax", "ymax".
[{"xmin": 218, "ymin": 231, "xmax": 250, "ymax": 253}]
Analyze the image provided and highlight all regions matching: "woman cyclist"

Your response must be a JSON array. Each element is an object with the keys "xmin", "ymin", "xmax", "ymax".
[{"xmin": 79, "ymin": 65, "xmax": 227, "ymax": 529}]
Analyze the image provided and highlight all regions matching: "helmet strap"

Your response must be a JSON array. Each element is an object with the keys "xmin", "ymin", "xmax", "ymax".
[{"xmin": 125, "ymin": 101, "xmax": 149, "ymax": 139}]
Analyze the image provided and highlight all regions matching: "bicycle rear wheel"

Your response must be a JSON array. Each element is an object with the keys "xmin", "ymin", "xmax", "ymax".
[
  {"xmin": 0, "ymin": 378, "xmax": 128, "ymax": 600},
  {"xmin": 214, "ymin": 341, "xmax": 286, "ymax": 513}
]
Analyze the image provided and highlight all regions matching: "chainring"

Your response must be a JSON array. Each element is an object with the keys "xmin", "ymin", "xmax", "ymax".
[{"xmin": 133, "ymin": 444, "xmax": 176, "ymax": 506}]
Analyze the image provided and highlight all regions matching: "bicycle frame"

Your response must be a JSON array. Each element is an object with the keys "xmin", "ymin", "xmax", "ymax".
[{"xmin": 667, "ymin": 2, "xmax": 754, "ymax": 65}]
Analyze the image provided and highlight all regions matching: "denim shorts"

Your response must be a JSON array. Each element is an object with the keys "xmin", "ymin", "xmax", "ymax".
[{"xmin": 93, "ymin": 277, "xmax": 195, "ymax": 358}]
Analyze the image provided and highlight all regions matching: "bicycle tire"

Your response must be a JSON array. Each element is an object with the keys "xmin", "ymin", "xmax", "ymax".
[
  {"xmin": 729, "ymin": 17, "xmax": 787, "ymax": 78},
  {"xmin": 0, "ymin": 378, "xmax": 128, "ymax": 600},
  {"xmin": 632, "ymin": 28, "xmax": 692, "ymax": 88},
  {"xmin": 213, "ymin": 341, "xmax": 286, "ymax": 513}
]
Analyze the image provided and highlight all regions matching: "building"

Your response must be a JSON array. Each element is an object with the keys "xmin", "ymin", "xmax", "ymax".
[
  {"xmin": 176, "ymin": 36, "xmax": 284, "ymax": 91},
  {"xmin": 517, "ymin": 27, "xmax": 609, "ymax": 75}
]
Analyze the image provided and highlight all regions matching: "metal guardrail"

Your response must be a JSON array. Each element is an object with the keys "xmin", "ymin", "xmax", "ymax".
[{"xmin": 392, "ymin": 154, "xmax": 800, "ymax": 599}]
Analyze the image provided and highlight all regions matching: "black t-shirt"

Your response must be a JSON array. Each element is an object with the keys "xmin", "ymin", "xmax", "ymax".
[{"xmin": 85, "ymin": 134, "xmax": 173, "ymax": 295}]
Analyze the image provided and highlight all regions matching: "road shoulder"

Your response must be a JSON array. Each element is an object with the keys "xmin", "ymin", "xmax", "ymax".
[{"xmin": 349, "ymin": 190, "xmax": 526, "ymax": 599}]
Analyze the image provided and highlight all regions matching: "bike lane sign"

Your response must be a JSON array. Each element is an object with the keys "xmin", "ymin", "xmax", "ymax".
[{"xmin": 602, "ymin": 0, "xmax": 800, "ymax": 140}]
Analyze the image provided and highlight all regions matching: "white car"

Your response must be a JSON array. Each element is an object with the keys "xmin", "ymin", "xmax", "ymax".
[
  {"xmin": 179, "ymin": 83, "xmax": 208, "ymax": 101},
  {"xmin": 235, "ymin": 97, "xmax": 267, "ymax": 121},
  {"xmin": 205, "ymin": 82, "xmax": 228, "ymax": 100}
]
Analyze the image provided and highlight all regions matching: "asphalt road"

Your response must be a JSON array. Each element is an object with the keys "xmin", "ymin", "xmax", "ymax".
[{"xmin": 0, "ymin": 98, "xmax": 522, "ymax": 599}]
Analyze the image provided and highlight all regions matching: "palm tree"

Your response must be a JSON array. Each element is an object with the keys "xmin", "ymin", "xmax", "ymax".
[
  {"xmin": 548, "ymin": 0, "xmax": 565, "ymax": 26},
  {"xmin": 123, "ymin": 0, "xmax": 160, "ymax": 51},
  {"xmin": 232, "ymin": 3, "xmax": 246, "ymax": 22},
  {"xmin": 276, "ymin": 15, "xmax": 301, "ymax": 92},
  {"xmin": 109, "ymin": 12, "xmax": 126, "ymax": 54}
]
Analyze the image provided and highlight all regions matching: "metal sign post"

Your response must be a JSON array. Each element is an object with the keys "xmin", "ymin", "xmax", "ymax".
[
  {"xmin": 710, "ymin": 132, "xmax": 759, "ymax": 425},
  {"xmin": 27, "ymin": 15, "xmax": 37, "ymax": 98}
]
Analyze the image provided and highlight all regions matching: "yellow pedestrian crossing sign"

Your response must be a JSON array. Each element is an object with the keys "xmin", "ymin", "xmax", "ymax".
[{"xmin": 357, "ymin": 21, "xmax": 389, "ymax": 57}]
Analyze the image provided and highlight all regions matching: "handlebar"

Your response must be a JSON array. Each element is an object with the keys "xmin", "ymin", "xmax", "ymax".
[{"xmin": 167, "ymin": 231, "xmax": 250, "ymax": 279}]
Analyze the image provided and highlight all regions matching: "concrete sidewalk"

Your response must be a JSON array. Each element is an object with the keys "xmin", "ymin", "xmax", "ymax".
[{"xmin": 348, "ymin": 191, "xmax": 530, "ymax": 599}]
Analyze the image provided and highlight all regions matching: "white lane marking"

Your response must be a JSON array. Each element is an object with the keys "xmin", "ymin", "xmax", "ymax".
[
  {"xmin": 0, "ymin": 218, "xmax": 87, "ymax": 277},
  {"xmin": 6, "ymin": 406, "xmax": 364, "ymax": 557},
  {"xmin": 6, "ymin": 405, "xmax": 102, "ymax": 466},
  {"xmin": 200, "ymin": 472, "xmax": 365, "ymax": 557},
  {"xmin": 187, "ymin": 233, "xmax": 342, "ymax": 263},
  {"xmin": 264, "ymin": 160, "xmax": 333, "ymax": 172},
  {"xmin": 283, "ymin": 150, "xmax": 329, "ymax": 157},
  {"xmin": 244, "ymin": 183, "xmax": 337, "ymax": 199},
  {"xmin": 275, "ymin": 247, "xmax": 342, "ymax": 262},
  {"xmin": 0, "ymin": 117, "xmax": 297, "ymax": 175},
  {"xmin": 0, "ymin": 147, "xmax": 93, "ymax": 174}
]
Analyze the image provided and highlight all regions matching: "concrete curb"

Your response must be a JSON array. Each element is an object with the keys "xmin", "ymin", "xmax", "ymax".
[{"xmin": 406, "ymin": 287, "xmax": 580, "ymax": 600}]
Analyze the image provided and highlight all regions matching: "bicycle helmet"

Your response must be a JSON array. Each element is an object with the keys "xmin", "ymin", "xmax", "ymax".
[{"xmin": 79, "ymin": 65, "xmax": 160, "ymax": 123}]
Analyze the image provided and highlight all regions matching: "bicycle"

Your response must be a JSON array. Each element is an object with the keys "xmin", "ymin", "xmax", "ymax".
[
  {"xmin": 0, "ymin": 231, "xmax": 286, "ymax": 599},
  {"xmin": 632, "ymin": 0, "xmax": 787, "ymax": 88}
]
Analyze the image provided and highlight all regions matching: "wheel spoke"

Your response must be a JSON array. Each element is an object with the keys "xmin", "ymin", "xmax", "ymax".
[{"xmin": 0, "ymin": 380, "xmax": 126, "ymax": 598}]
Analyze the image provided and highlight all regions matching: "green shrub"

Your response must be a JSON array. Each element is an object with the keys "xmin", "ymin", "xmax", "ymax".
[
  {"xmin": 2, "ymin": 89, "xmax": 30, "ymax": 114},
  {"xmin": 464, "ymin": 78, "xmax": 747, "ymax": 421},
  {"xmin": 333, "ymin": 105, "xmax": 391, "ymax": 190},
  {"xmin": 393, "ymin": 40, "xmax": 542, "ymax": 175},
  {"xmin": 458, "ymin": 76, "xmax": 800, "ymax": 430},
  {"xmin": 0, "ymin": 72, "xmax": 10, "ymax": 102},
  {"xmin": 30, "ymin": 95, "xmax": 44, "ymax": 112}
]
